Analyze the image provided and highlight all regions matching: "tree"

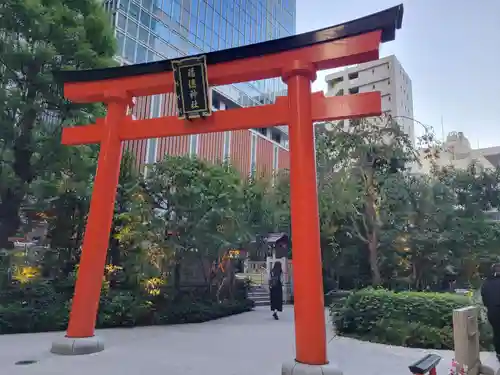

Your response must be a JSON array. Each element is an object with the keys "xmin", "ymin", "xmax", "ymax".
[
  {"xmin": 144, "ymin": 156, "xmax": 250, "ymax": 289},
  {"xmin": 316, "ymin": 117, "xmax": 417, "ymax": 285},
  {"xmin": 242, "ymin": 172, "xmax": 291, "ymax": 234},
  {"xmin": 0, "ymin": 0, "xmax": 116, "ymax": 248},
  {"xmin": 379, "ymin": 174, "xmax": 457, "ymax": 289},
  {"xmin": 432, "ymin": 163, "xmax": 500, "ymax": 287}
]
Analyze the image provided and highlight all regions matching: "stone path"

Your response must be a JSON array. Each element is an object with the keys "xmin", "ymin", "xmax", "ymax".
[{"xmin": 1, "ymin": 306, "xmax": 497, "ymax": 375}]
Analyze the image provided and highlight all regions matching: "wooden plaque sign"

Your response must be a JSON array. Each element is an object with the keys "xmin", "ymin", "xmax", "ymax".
[{"xmin": 172, "ymin": 55, "xmax": 211, "ymax": 120}]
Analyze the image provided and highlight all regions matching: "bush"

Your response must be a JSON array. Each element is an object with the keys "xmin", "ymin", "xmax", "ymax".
[
  {"xmin": 333, "ymin": 288, "xmax": 493, "ymax": 350},
  {"xmin": 0, "ymin": 279, "xmax": 254, "ymax": 334},
  {"xmin": 0, "ymin": 281, "xmax": 70, "ymax": 334}
]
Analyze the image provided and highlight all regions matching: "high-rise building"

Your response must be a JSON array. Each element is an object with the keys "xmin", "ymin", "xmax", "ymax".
[
  {"xmin": 324, "ymin": 55, "xmax": 415, "ymax": 144},
  {"xmin": 103, "ymin": 0, "xmax": 296, "ymax": 176}
]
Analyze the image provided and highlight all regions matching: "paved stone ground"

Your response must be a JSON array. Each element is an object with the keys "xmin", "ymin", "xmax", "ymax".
[{"xmin": 1, "ymin": 306, "xmax": 497, "ymax": 375}]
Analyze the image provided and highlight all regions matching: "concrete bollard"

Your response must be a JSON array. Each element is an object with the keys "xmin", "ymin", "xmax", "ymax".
[{"xmin": 453, "ymin": 306, "xmax": 480, "ymax": 375}]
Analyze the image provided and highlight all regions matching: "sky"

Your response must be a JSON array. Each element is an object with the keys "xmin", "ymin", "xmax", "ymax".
[{"xmin": 296, "ymin": 0, "xmax": 500, "ymax": 148}]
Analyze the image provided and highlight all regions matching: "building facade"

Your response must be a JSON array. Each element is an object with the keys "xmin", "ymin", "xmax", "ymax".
[
  {"xmin": 415, "ymin": 131, "xmax": 500, "ymax": 175},
  {"xmin": 103, "ymin": 0, "xmax": 295, "ymax": 176},
  {"xmin": 324, "ymin": 55, "xmax": 415, "ymax": 144}
]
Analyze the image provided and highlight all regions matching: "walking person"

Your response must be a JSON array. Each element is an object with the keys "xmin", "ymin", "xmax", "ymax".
[
  {"xmin": 269, "ymin": 261, "xmax": 283, "ymax": 320},
  {"xmin": 481, "ymin": 263, "xmax": 500, "ymax": 362}
]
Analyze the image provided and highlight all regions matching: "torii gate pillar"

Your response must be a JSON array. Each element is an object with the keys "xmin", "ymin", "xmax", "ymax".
[{"xmin": 283, "ymin": 62, "xmax": 330, "ymax": 368}]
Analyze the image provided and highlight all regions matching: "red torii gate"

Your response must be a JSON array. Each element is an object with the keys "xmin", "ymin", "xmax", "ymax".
[{"xmin": 51, "ymin": 5, "xmax": 403, "ymax": 373}]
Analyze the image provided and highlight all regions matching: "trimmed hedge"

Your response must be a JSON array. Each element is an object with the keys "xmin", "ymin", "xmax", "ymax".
[
  {"xmin": 0, "ymin": 280, "xmax": 254, "ymax": 334},
  {"xmin": 333, "ymin": 288, "xmax": 493, "ymax": 350}
]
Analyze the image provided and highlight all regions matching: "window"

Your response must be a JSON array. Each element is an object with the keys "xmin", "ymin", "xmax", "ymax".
[
  {"xmin": 372, "ymin": 84, "xmax": 375, "ymax": 89},
  {"xmin": 196, "ymin": 22, "xmax": 204, "ymax": 39},
  {"xmin": 155, "ymin": 39, "xmax": 169, "ymax": 57},
  {"xmin": 147, "ymin": 50, "xmax": 154, "ymax": 62},
  {"xmin": 129, "ymin": 3, "xmax": 139, "ymax": 19},
  {"xmin": 136, "ymin": 44, "xmax": 147, "ymax": 63},
  {"xmin": 271, "ymin": 131, "xmax": 281, "ymax": 144},
  {"xmin": 142, "ymin": 0, "xmax": 152, "ymax": 10},
  {"xmin": 250, "ymin": 134, "xmax": 257, "ymax": 175},
  {"xmin": 220, "ymin": 20, "xmax": 226, "ymax": 37},
  {"xmin": 119, "ymin": 0, "xmax": 129, "ymax": 11},
  {"xmin": 258, "ymin": 128, "xmax": 267, "ymax": 136},
  {"xmin": 161, "ymin": 0, "xmax": 171, "ymax": 13},
  {"xmin": 214, "ymin": 12, "xmax": 220, "ymax": 33},
  {"xmin": 348, "ymin": 87, "xmax": 359, "ymax": 94},
  {"xmin": 117, "ymin": 12, "xmax": 127, "ymax": 30},
  {"xmin": 116, "ymin": 32, "xmax": 125, "ymax": 55},
  {"xmin": 348, "ymin": 72, "xmax": 359, "ymax": 80},
  {"xmin": 140, "ymin": 10, "xmax": 150, "ymax": 27},
  {"xmin": 206, "ymin": 7, "xmax": 213, "ymax": 27},
  {"xmin": 148, "ymin": 33, "xmax": 156, "ymax": 48},
  {"xmin": 126, "ymin": 20, "xmax": 138, "ymax": 38},
  {"xmin": 205, "ymin": 27, "xmax": 212, "ymax": 45},
  {"xmin": 124, "ymin": 37, "xmax": 136, "ymax": 61},
  {"xmin": 223, "ymin": 131, "xmax": 231, "ymax": 161},
  {"xmin": 157, "ymin": 24, "xmax": 169, "ymax": 41},
  {"xmin": 199, "ymin": 1, "xmax": 206, "ymax": 20},
  {"xmin": 189, "ymin": 15, "xmax": 197, "ymax": 35},
  {"xmin": 191, "ymin": 0, "xmax": 198, "ymax": 16},
  {"xmin": 138, "ymin": 27, "xmax": 148, "ymax": 43},
  {"xmin": 181, "ymin": 9, "xmax": 189, "ymax": 28},
  {"xmin": 173, "ymin": 1, "xmax": 181, "ymax": 23},
  {"xmin": 150, "ymin": 17, "xmax": 157, "ymax": 34},
  {"xmin": 189, "ymin": 135, "xmax": 199, "ymax": 156}
]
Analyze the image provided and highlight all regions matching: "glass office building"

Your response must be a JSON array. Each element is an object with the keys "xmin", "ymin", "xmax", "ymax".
[{"xmin": 106, "ymin": 0, "xmax": 296, "ymax": 110}]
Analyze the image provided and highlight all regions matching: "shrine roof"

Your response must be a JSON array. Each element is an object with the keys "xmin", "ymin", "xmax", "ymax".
[{"xmin": 54, "ymin": 4, "xmax": 403, "ymax": 84}]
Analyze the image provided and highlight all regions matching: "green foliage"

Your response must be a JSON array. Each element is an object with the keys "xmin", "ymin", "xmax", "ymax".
[
  {"xmin": 316, "ymin": 118, "xmax": 500, "ymax": 289},
  {"xmin": 144, "ymin": 156, "xmax": 259, "ymax": 278},
  {"xmin": 334, "ymin": 288, "xmax": 493, "ymax": 350},
  {"xmin": 316, "ymin": 118, "xmax": 418, "ymax": 285},
  {"xmin": 0, "ymin": 278, "xmax": 253, "ymax": 334},
  {"xmin": 0, "ymin": 0, "xmax": 116, "ymax": 247},
  {"xmin": 0, "ymin": 281, "xmax": 71, "ymax": 333}
]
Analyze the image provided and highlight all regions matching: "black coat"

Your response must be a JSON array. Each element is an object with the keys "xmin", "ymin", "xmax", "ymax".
[
  {"xmin": 269, "ymin": 271, "xmax": 283, "ymax": 312},
  {"xmin": 481, "ymin": 276, "xmax": 500, "ymax": 310}
]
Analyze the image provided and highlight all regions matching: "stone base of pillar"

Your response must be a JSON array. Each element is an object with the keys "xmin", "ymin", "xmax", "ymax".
[
  {"xmin": 480, "ymin": 354, "xmax": 500, "ymax": 375},
  {"xmin": 282, "ymin": 360, "xmax": 343, "ymax": 375},
  {"xmin": 50, "ymin": 336, "xmax": 104, "ymax": 356}
]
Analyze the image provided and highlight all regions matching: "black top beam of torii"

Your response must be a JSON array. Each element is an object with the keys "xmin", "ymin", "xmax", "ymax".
[{"xmin": 54, "ymin": 4, "xmax": 404, "ymax": 84}]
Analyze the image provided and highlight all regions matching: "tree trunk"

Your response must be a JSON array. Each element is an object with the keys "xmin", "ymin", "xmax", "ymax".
[
  {"xmin": 363, "ymin": 168, "xmax": 381, "ymax": 286},
  {"xmin": 108, "ymin": 233, "xmax": 121, "ymax": 266},
  {"xmin": 198, "ymin": 254, "xmax": 211, "ymax": 289},
  {"xmin": 368, "ymin": 232, "xmax": 381, "ymax": 286},
  {"xmin": 173, "ymin": 259, "xmax": 181, "ymax": 292}
]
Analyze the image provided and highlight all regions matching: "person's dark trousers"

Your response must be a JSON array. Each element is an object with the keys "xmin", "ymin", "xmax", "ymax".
[{"xmin": 487, "ymin": 309, "xmax": 500, "ymax": 357}]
